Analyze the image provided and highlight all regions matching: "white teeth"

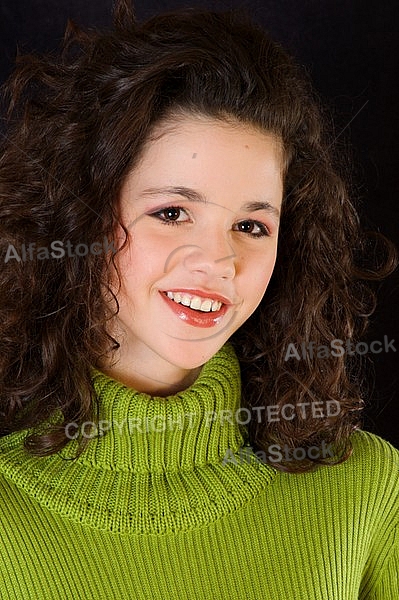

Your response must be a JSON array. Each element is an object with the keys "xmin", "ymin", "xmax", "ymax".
[
  {"xmin": 183, "ymin": 295, "xmax": 193, "ymax": 307},
  {"xmin": 165, "ymin": 291, "xmax": 223, "ymax": 312},
  {"xmin": 201, "ymin": 299, "xmax": 213, "ymax": 311},
  {"xmin": 190, "ymin": 297, "xmax": 202, "ymax": 310}
]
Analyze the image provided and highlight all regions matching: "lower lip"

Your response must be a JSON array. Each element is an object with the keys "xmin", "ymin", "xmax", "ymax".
[{"xmin": 160, "ymin": 292, "xmax": 229, "ymax": 328}]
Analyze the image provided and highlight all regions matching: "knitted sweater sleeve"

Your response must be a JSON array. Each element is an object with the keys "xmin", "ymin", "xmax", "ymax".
[
  {"xmin": 356, "ymin": 431, "xmax": 399, "ymax": 599},
  {"xmin": 366, "ymin": 524, "xmax": 399, "ymax": 599}
]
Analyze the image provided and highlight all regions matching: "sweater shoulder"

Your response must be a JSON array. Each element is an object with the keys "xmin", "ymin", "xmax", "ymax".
[
  {"xmin": 350, "ymin": 427, "xmax": 399, "ymax": 453},
  {"xmin": 325, "ymin": 429, "xmax": 399, "ymax": 524},
  {"xmin": 348, "ymin": 429, "xmax": 399, "ymax": 474},
  {"xmin": 278, "ymin": 430, "xmax": 399, "ymax": 527}
]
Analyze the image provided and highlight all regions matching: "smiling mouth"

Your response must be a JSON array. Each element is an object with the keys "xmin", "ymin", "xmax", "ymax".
[
  {"xmin": 160, "ymin": 290, "xmax": 230, "ymax": 329},
  {"xmin": 163, "ymin": 291, "xmax": 224, "ymax": 312}
]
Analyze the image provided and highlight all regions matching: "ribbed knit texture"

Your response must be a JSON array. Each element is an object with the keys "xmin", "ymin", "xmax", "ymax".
[{"xmin": 0, "ymin": 343, "xmax": 398, "ymax": 599}]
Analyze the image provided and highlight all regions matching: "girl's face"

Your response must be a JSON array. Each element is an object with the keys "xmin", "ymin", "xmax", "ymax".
[{"xmin": 106, "ymin": 114, "xmax": 283, "ymax": 394}]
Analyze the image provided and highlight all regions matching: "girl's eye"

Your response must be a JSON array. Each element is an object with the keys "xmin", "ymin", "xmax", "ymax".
[
  {"xmin": 149, "ymin": 206, "xmax": 190, "ymax": 225},
  {"xmin": 234, "ymin": 220, "xmax": 270, "ymax": 238},
  {"xmin": 149, "ymin": 207, "xmax": 270, "ymax": 238}
]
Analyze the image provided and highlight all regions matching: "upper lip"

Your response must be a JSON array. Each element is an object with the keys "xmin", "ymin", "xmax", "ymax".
[{"xmin": 162, "ymin": 289, "xmax": 234, "ymax": 305}]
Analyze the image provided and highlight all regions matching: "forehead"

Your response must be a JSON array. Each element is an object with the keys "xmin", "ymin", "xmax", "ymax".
[
  {"xmin": 130, "ymin": 112, "xmax": 285, "ymax": 180},
  {"xmin": 119, "ymin": 113, "xmax": 283, "ymax": 225}
]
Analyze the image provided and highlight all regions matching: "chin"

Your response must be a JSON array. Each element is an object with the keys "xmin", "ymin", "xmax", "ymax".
[{"xmin": 165, "ymin": 341, "xmax": 225, "ymax": 370}]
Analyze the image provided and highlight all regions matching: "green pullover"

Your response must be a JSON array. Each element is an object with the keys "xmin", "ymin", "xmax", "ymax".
[{"xmin": 0, "ymin": 343, "xmax": 398, "ymax": 598}]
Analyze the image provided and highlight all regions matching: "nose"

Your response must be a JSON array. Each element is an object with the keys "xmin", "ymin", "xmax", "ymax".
[{"xmin": 182, "ymin": 236, "xmax": 236, "ymax": 280}]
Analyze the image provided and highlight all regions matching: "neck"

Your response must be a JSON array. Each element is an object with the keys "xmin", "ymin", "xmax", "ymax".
[{"xmin": 100, "ymin": 360, "xmax": 203, "ymax": 396}]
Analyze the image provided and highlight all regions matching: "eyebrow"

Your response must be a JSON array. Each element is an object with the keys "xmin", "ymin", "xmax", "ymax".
[{"xmin": 139, "ymin": 186, "xmax": 281, "ymax": 221}]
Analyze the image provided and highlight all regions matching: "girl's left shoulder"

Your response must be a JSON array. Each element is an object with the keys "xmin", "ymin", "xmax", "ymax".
[
  {"xmin": 347, "ymin": 429, "xmax": 399, "ymax": 478},
  {"xmin": 317, "ymin": 429, "xmax": 399, "ymax": 521},
  {"xmin": 282, "ymin": 429, "xmax": 399, "ymax": 522}
]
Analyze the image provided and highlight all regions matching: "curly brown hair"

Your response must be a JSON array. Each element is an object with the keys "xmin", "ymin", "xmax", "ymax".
[{"xmin": 0, "ymin": 0, "xmax": 396, "ymax": 472}]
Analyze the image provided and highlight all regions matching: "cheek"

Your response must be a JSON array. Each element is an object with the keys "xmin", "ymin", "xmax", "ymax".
[
  {"xmin": 116, "ymin": 232, "xmax": 169, "ymax": 293},
  {"xmin": 247, "ymin": 252, "xmax": 277, "ymax": 303}
]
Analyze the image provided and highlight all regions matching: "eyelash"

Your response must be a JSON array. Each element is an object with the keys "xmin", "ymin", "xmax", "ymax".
[{"xmin": 149, "ymin": 206, "xmax": 271, "ymax": 238}]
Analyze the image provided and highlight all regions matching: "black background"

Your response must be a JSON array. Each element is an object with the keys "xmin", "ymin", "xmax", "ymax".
[{"xmin": 1, "ymin": 0, "xmax": 398, "ymax": 446}]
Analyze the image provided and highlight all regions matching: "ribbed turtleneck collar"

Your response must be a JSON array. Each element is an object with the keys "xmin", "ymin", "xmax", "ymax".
[
  {"xmin": 0, "ymin": 343, "xmax": 276, "ymax": 533},
  {"xmin": 74, "ymin": 342, "xmax": 246, "ymax": 473}
]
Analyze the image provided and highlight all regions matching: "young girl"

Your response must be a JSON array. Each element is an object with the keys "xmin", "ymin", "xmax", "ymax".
[{"xmin": 0, "ymin": 1, "xmax": 398, "ymax": 598}]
